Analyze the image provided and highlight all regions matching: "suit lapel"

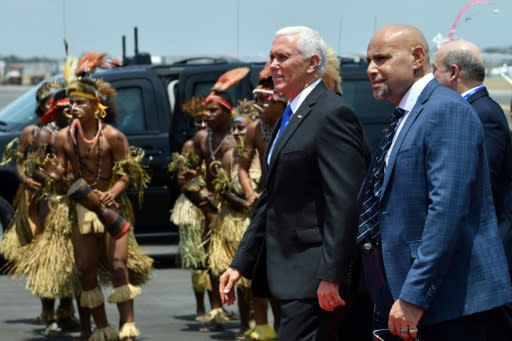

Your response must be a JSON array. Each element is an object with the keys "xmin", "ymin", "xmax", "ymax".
[
  {"xmin": 266, "ymin": 82, "xmax": 326, "ymax": 181},
  {"xmin": 263, "ymin": 121, "xmax": 280, "ymax": 176},
  {"xmin": 381, "ymin": 79, "xmax": 439, "ymax": 195}
]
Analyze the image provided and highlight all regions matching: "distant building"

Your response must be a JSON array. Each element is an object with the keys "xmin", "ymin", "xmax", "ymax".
[{"xmin": 2, "ymin": 61, "xmax": 59, "ymax": 85}]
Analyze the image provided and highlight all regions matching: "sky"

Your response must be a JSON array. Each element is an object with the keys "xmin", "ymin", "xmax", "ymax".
[{"xmin": 1, "ymin": 0, "xmax": 511, "ymax": 61}]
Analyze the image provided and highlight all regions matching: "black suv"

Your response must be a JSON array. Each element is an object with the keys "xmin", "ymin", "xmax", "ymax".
[{"xmin": 0, "ymin": 58, "xmax": 393, "ymax": 241}]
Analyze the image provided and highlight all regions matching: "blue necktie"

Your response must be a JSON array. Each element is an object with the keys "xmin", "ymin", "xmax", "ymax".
[
  {"xmin": 267, "ymin": 104, "xmax": 292, "ymax": 163},
  {"xmin": 275, "ymin": 104, "xmax": 293, "ymax": 144},
  {"xmin": 357, "ymin": 107, "xmax": 405, "ymax": 251}
]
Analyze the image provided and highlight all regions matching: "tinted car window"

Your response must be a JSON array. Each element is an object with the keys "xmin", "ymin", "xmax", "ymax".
[
  {"xmin": 193, "ymin": 81, "xmax": 213, "ymax": 97},
  {"xmin": 342, "ymin": 79, "xmax": 392, "ymax": 122},
  {"xmin": 115, "ymin": 87, "xmax": 146, "ymax": 132},
  {"xmin": 342, "ymin": 78, "xmax": 394, "ymax": 153}
]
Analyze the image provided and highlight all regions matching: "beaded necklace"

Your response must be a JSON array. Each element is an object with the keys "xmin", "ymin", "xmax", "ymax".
[{"xmin": 72, "ymin": 121, "xmax": 104, "ymax": 186}]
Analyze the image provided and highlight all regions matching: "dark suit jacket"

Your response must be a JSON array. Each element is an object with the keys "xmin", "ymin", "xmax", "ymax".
[
  {"xmin": 377, "ymin": 79, "xmax": 512, "ymax": 325},
  {"xmin": 468, "ymin": 87, "xmax": 512, "ymax": 270},
  {"xmin": 231, "ymin": 81, "xmax": 369, "ymax": 300}
]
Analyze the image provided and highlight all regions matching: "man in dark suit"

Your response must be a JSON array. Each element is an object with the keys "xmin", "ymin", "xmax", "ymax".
[
  {"xmin": 433, "ymin": 38, "xmax": 512, "ymax": 340},
  {"xmin": 219, "ymin": 26, "xmax": 369, "ymax": 340},
  {"xmin": 361, "ymin": 24, "xmax": 512, "ymax": 341}
]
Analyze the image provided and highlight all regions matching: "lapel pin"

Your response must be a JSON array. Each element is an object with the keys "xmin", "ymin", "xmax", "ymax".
[{"xmin": 297, "ymin": 114, "xmax": 303, "ymax": 119}]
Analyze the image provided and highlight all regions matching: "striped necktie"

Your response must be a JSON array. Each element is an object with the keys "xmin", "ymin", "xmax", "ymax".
[{"xmin": 357, "ymin": 107, "xmax": 405, "ymax": 252}]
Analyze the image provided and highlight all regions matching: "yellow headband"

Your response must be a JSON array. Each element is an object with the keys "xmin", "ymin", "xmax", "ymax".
[
  {"xmin": 69, "ymin": 91, "xmax": 97, "ymax": 101},
  {"xmin": 69, "ymin": 91, "xmax": 108, "ymax": 119}
]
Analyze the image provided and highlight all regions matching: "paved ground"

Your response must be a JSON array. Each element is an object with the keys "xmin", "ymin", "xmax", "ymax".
[
  {"xmin": 0, "ymin": 246, "xmax": 258, "ymax": 341},
  {"xmin": 0, "ymin": 85, "xmax": 31, "ymax": 110}
]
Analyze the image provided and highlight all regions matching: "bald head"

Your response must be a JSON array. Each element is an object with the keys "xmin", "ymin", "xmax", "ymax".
[
  {"xmin": 434, "ymin": 39, "xmax": 485, "ymax": 92},
  {"xmin": 438, "ymin": 40, "xmax": 483, "ymax": 64},
  {"xmin": 366, "ymin": 24, "xmax": 430, "ymax": 105},
  {"xmin": 371, "ymin": 24, "xmax": 430, "ymax": 70}
]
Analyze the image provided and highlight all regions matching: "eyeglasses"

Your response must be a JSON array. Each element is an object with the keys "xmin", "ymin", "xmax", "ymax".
[{"xmin": 373, "ymin": 329, "xmax": 420, "ymax": 341}]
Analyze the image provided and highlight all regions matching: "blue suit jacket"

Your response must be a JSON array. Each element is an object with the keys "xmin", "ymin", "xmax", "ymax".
[{"xmin": 378, "ymin": 79, "xmax": 512, "ymax": 325}]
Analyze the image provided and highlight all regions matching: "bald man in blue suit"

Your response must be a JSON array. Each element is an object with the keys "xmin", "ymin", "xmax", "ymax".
[{"xmin": 361, "ymin": 24, "xmax": 512, "ymax": 341}]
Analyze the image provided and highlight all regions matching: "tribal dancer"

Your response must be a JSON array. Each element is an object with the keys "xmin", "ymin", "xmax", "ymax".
[
  {"xmin": 169, "ymin": 95, "xmax": 210, "ymax": 321},
  {"xmin": 208, "ymin": 104, "xmax": 267, "ymax": 340},
  {"xmin": 45, "ymin": 52, "xmax": 151, "ymax": 341},
  {"xmin": 182, "ymin": 67, "xmax": 249, "ymax": 331},
  {"xmin": 0, "ymin": 81, "xmax": 81, "ymax": 335}
]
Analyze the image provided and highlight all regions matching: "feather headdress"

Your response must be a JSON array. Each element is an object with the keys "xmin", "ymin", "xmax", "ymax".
[
  {"xmin": 67, "ymin": 53, "xmax": 116, "ymax": 101},
  {"xmin": 232, "ymin": 99, "xmax": 259, "ymax": 121},
  {"xmin": 182, "ymin": 95, "xmax": 207, "ymax": 118},
  {"xmin": 211, "ymin": 67, "xmax": 250, "ymax": 93},
  {"xmin": 63, "ymin": 55, "xmax": 78, "ymax": 85},
  {"xmin": 66, "ymin": 51, "xmax": 118, "ymax": 124},
  {"xmin": 323, "ymin": 47, "xmax": 342, "ymax": 94},
  {"xmin": 205, "ymin": 67, "xmax": 250, "ymax": 117},
  {"xmin": 64, "ymin": 51, "xmax": 120, "ymax": 85},
  {"xmin": 75, "ymin": 52, "xmax": 108, "ymax": 78}
]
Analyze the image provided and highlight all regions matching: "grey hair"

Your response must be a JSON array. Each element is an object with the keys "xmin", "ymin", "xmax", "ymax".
[
  {"xmin": 442, "ymin": 49, "xmax": 485, "ymax": 82},
  {"xmin": 275, "ymin": 26, "xmax": 327, "ymax": 76}
]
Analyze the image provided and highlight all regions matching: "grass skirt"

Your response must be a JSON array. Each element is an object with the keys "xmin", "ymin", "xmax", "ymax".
[
  {"xmin": 10, "ymin": 196, "xmax": 80, "ymax": 298},
  {"xmin": 208, "ymin": 202, "xmax": 250, "ymax": 279},
  {"xmin": 0, "ymin": 187, "xmax": 34, "ymax": 263},
  {"xmin": 171, "ymin": 194, "xmax": 207, "ymax": 269},
  {"xmin": 95, "ymin": 194, "xmax": 154, "ymax": 286},
  {"xmin": 0, "ymin": 225, "xmax": 21, "ymax": 264},
  {"xmin": 120, "ymin": 195, "xmax": 154, "ymax": 285},
  {"xmin": 11, "ymin": 193, "xmax": 153, "ymax": 299}
]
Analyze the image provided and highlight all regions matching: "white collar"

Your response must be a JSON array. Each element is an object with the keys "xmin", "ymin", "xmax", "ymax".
[
  {"xmin": 289, "ymin": 78, "xmax": 322, "ymax": 113},
  {"xmin": 399, "ymin": 73, "xmax": 434, "ymax": 112}
]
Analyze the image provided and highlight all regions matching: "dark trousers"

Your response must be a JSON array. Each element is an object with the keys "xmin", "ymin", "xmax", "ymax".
[
  {"xmin": 374, "ymin": 307, "xmax": 490, "ymax": 341},
  {"xmin": 418, "ymin": 310, "xmax": 489, "ymax": 341},
  {"xmin": 486, "ymin": 304, "xmax": 512, "ymax": 340},
  {"xmin": 278, "ymin": 298, "xmax": 346, "ymax": 341},
  {"xmin": 338, "ymin": 289, "xmax": 373, "ymax": 341}
]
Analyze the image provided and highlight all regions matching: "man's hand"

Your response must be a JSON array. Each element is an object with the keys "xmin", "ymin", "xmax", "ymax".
[
  {"xmin": 24, "ymin": 177, "xmax": 41, "ymax": 191},
  {"xmin": 219, "ymin": 267, "xmax": 241, "ymax": 305},
  {"xmin": 317, "ymin": 280, "xmax": 345, "ymax": 311},
  {"xmin": 222, "ymin": 191, "xmax": 251, "ymax": 211},
  {"xmin": 388, "ymin": 298, "xmax": 424, "ymax": 341},
  {"xmin": 93, "ymin": 189, "xmax": 119, "ymax": 208},
  {"xmin": 177, "ymin": 169, "xmax": 197, "ymax": 184},
  {"xmin": 246, "ymin": 192, "xmax": 260, "ymax": 207}
]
